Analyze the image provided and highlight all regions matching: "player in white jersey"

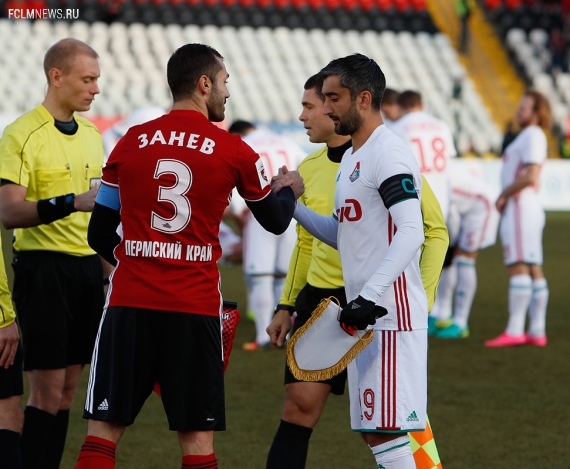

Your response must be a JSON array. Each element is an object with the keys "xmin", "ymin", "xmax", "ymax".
[
  {"xmin": 284, "ymin": 54, "xmax": 427, "ymax": 469},
  {"xmin": 431, "ymin": 160, "xmax": 500, "ymax": 338},
  {"xmin": 229, "ymin": 121, "xmax": 306, "ymax": 350},
  {"xmin": 485, "ymin": 90, "xmax": 551, "ymax": 348},
  {"xmin": 380, "ymin": 88, "xmax": 401, "ymax": 125},
  {"xmin": 101, "ymin": 106, "xmax": 165, "ymax": 161},
  {"xmin": 388, "ymin": 90, "xmax": 456, "ymax": 222}
]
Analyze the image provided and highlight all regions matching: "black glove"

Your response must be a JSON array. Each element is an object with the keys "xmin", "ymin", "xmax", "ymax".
[{"xmin": 340, "ymin": 296, "xmax": 388, "ymax": 336}]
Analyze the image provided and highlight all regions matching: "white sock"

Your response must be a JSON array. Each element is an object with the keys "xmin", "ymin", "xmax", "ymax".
[
  {"xmin": 431, "ymin": 264, "xmax": 457, "ymax": 321},
  {"xmin": 528, "ymin": 278, "xmax": 549, "ymax": 337},
  {"xmin": 453, "ymin": 256, "xmax": 477, "ymax": 329},
  {"xmin": 244, "ymin": 274, "xmax": 254, "ymax": 317},
  {"xmin": 370, "ymin": 435, "xmax": 416, "ymax": 469},
  {"xmin": 505, "ymin": 274, "xmax": 533, "ymax": 336},
  {"xmin": 274, "ymin": 276, "xmax": 286, "ymax": 307},
  {"xmin": 250, "ymin": 275, "xmax": 274, "ymax": 345}
]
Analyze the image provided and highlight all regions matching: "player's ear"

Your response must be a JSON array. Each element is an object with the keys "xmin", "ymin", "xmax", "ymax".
[
  {"xmin": 48, "ymin": 68, "xmax": 63, "ymax": 88},
  {"xmin": 358, "ymin": 90, "xmax": 372, "ymax": 110},
  {"xmin": 197, "ymin": 75, "xmax": 211, "ymax": 96}
]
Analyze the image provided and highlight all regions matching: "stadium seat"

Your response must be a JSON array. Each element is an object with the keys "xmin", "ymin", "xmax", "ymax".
[{"xmin": 0, "ymin": 20, "xmax": 501, "ymax": 154}]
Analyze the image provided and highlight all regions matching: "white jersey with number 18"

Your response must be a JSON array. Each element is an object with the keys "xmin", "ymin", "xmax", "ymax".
[{"xmin": 388, "ymin": 111, "xmax": 456, "ymax": 220}]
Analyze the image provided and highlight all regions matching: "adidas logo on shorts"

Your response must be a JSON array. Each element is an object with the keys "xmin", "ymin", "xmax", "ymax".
[
  {"xmin": 406, "ymin": 411, "xmax": 419, "ymax": 422},
  {"xmin": 98, "ymin": 399, "xmax": 109, "ymax": 411}
]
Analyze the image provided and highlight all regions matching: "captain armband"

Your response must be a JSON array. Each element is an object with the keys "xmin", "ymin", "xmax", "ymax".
[
  {"xmin": 37, "ymin": 193, "xmax": 77, "ymax": 224},
  {"xmin": 378, "ymin": 174, "xmax": 418, "ymax": 209}
]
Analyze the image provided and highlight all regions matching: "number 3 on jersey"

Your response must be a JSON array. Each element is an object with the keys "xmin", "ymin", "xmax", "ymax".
[{"xmin": 151, "ymin": 159, "xmax": 192, "ymax": 234}]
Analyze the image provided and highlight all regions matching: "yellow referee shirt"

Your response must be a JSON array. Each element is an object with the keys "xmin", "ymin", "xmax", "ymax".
[
  {"xmin": 0, "ymin": 105, "xmax": 103, "ymax": 256},
  {"xmin": 280, "ymin": 145, "xmax": 448, "ymax": 312},
  {"xmin": 0, "ymin": 231, "xmax": 16, "ymax": 328}
]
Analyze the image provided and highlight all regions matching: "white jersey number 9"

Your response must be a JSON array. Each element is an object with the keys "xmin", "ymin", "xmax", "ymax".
[{"xmin": 151, "ymin": 159, "xmax": 192, "ymax": 234}]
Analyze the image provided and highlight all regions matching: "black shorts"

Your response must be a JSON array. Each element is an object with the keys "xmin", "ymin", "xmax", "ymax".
[
  {"xmin": 284, "ymin": 283, "xmax": 348, "ymax": 396},
  {"xmin": 12, "ymin": 251, "xmax": 104, "ymax": 370},
  {"xmin": 0, "ymin": 343, "xmax": 23, "ymax": 399},
  {"xmin": 84, "ymin": 306, "xmax": 225, "ymax": 432}
]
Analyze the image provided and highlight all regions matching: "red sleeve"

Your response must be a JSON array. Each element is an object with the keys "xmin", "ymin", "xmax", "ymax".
[
  {"xmin": 234, "ymin": 139, "xmax": 271, "ymax": 202},
  {"xmin": 102, "ymin": 134, "xmax": 129, "ymax": 188}
]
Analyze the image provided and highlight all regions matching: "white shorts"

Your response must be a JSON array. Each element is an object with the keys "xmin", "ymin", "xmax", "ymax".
[
  {"xmin": 349, "ymin": 329, "xmax": 427, "ymax": 433},
  {"xmin": 242, "ymin": 213, "xmax": 297, "ymax": 275},
  {"xmin": 500, "ymin": 195, "xmax": 544, "ymax": 266},
  {"xmin": 448, "ymin": 191, "xmax": 500, "ymax": 253}
]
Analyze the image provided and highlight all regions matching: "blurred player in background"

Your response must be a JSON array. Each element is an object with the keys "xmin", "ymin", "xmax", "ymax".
[
  {"xmin": 380, "ymin": 88, "xmax": 402, "ymax": 124},
  {"xmin": 266, "ymin": 74, "xmax": 447, "ymax": 469},
  {"xmin": 388, "ymin": 90, "xmax": 455, "ymax": 221},
  {"xmin": 485, "ymin": 90, "xmax": 551, "ymax": 348},
  {"xmin": 229, "ymin": 120, "xmax": 306, "ymax": 350},
  {"xmin": 0, "ymin": 38, "xmax": 104, "ymax": 469},
  {"xmin": 75, "ymin": 43, "xmax": 303, "ymax": 469},
  {"xmin": 102, "ymin": 106, "xmax": 165, "ymax": 160},
  {"xmin": 0, "ymin": 232, "xmax": 23, "ymax": 469},
  {"xmin": 431, "ymin": 160, "xmax": 500, "ymax": 338},
  {"xmin": 388, "ymin": 90, "xmax": 456, "ymax": 335}
]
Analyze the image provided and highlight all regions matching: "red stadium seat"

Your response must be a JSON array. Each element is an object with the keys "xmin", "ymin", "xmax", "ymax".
[
  {"xmin": 324, "ymin": 0, "xmax": 341, "ymax": 10},
  {"xmin": 341, "ymin": 0, "xmax": 358, "ymax": 11},
  {"xmin": 307, "ymin": 0, "xmax": 325, "ymax": 9},
  {"xmin": 410, "ymin": 0, "xmax": 425, "ymax": 11},
  {"xmin": 358, "ymin": 0, "xmax": 375, "ymax": 10},
  {"xmin": 291, "ymin": 0, "xmax": 308, "ymax": 8},
  {"xmin": 393, "ymin": 0, "xmax": 410, "ymax": 11},
  {"xmin": 377, "ymin": 0, "xmax": 394, "ymax": 11},
  {"xmin": 505, "ymin": 0, "xmax": 522, "ymax": 9},
  {"xmin": 485, "ymin": 0, "xmax": 503, "ymax": 9}
]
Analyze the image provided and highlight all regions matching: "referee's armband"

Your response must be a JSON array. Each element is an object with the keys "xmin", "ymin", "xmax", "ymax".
[
  {"xmin": 378, "ymin": 174, "xmax": 418, "ymax": 209},
  {"xmin": 37, "ymin": 194, "xmax": 77, "ymax": 224}
]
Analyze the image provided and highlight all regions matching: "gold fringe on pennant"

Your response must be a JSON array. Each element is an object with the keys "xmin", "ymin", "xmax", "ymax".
[{"xmin": 286, "ymin": 297, "xmax": 375, "ymax": 382}]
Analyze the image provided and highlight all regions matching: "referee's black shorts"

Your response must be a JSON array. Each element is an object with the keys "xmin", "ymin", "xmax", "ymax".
[
  {"xmin": 284, "ymin": 283, "xmax": 348, "ymax": 395},
  {"xmin": 12, "ymin": 251, "xmax": 104, "ymax": 371},
  {"xmin": 0, "ymin": 343, "xmax": 23, "ymax": 399},
  {"xmin": 84, "ymin": 306, "xmax": 225, "ymax": 432}
]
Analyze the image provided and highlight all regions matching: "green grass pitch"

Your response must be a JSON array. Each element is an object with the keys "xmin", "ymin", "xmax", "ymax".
[{"xmin": 5, "ymin": 212, "xmax": 570, "ymax": 468}]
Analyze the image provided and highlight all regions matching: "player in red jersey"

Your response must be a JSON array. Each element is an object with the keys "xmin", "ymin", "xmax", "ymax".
[{"xmin": 74, "ymin": 44, "xmax": 303, "ymax": 469}]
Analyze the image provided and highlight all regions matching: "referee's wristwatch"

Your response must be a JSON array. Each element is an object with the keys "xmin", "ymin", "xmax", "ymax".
[{"xmin": 274, "ymin": 303, "xmax": 295, "ymax": 316}]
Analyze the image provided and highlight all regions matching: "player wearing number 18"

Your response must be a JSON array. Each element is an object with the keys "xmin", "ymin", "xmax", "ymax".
[
  {"xmin": 74, "ymin": 44, "xmax": 303, "ymax": 469},
  {"xmin": 388, "ymin": 90, "xmax": 456, "ymax": 222}
]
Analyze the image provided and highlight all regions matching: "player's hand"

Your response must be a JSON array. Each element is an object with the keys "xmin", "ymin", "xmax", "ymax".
[
  {"xmin": 0, "ymin": 322, "xmax": 20, "ymax": 369},
  {"xmin": 495, "ymin": 195, "xmax": 507, "ymax": 214},
  {"xmin": 74, "ymin": 186, "xmax": 99, "ymax": 212},
  {"xmin": 271, "ymin": 166, "xmax": 304, "ymax": 199},
  {"xmin": 267, "ymin": 309, "xmax": 292, "ymax": 347},
  {"xmin": 339, "ymin": 296, "xmax": 388, "ymax": 336}
]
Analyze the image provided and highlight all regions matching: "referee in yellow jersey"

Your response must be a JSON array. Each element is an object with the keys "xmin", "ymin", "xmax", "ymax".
[
  {"xmin": 0, "ymin": 38, "xmax": 104, "ymax": 469},
  {"xmin": 266, "ymin": 75, "xmax": 448, "ymax": 469}
]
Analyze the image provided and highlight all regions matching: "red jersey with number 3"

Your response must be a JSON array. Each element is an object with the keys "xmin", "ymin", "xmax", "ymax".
[
  {"xmin": 388, "ymin": 111, "xmax": 456, "ymax": 220},
  {"xmin": 102, "ymin": 110, "xmax": 271, "ymax": 316}
]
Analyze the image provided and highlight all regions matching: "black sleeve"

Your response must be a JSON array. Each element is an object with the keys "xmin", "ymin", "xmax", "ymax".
[
  {"xmin": 88, "ymin": 203, "xmax": 121, "ymax": 266},
  {"xmin": 245, "ymin": 187, "xmax": 295, "ymax": 235},
  {"xmin": 378, "ymin": 173, "xmax": 419, "ymax": 209}
]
